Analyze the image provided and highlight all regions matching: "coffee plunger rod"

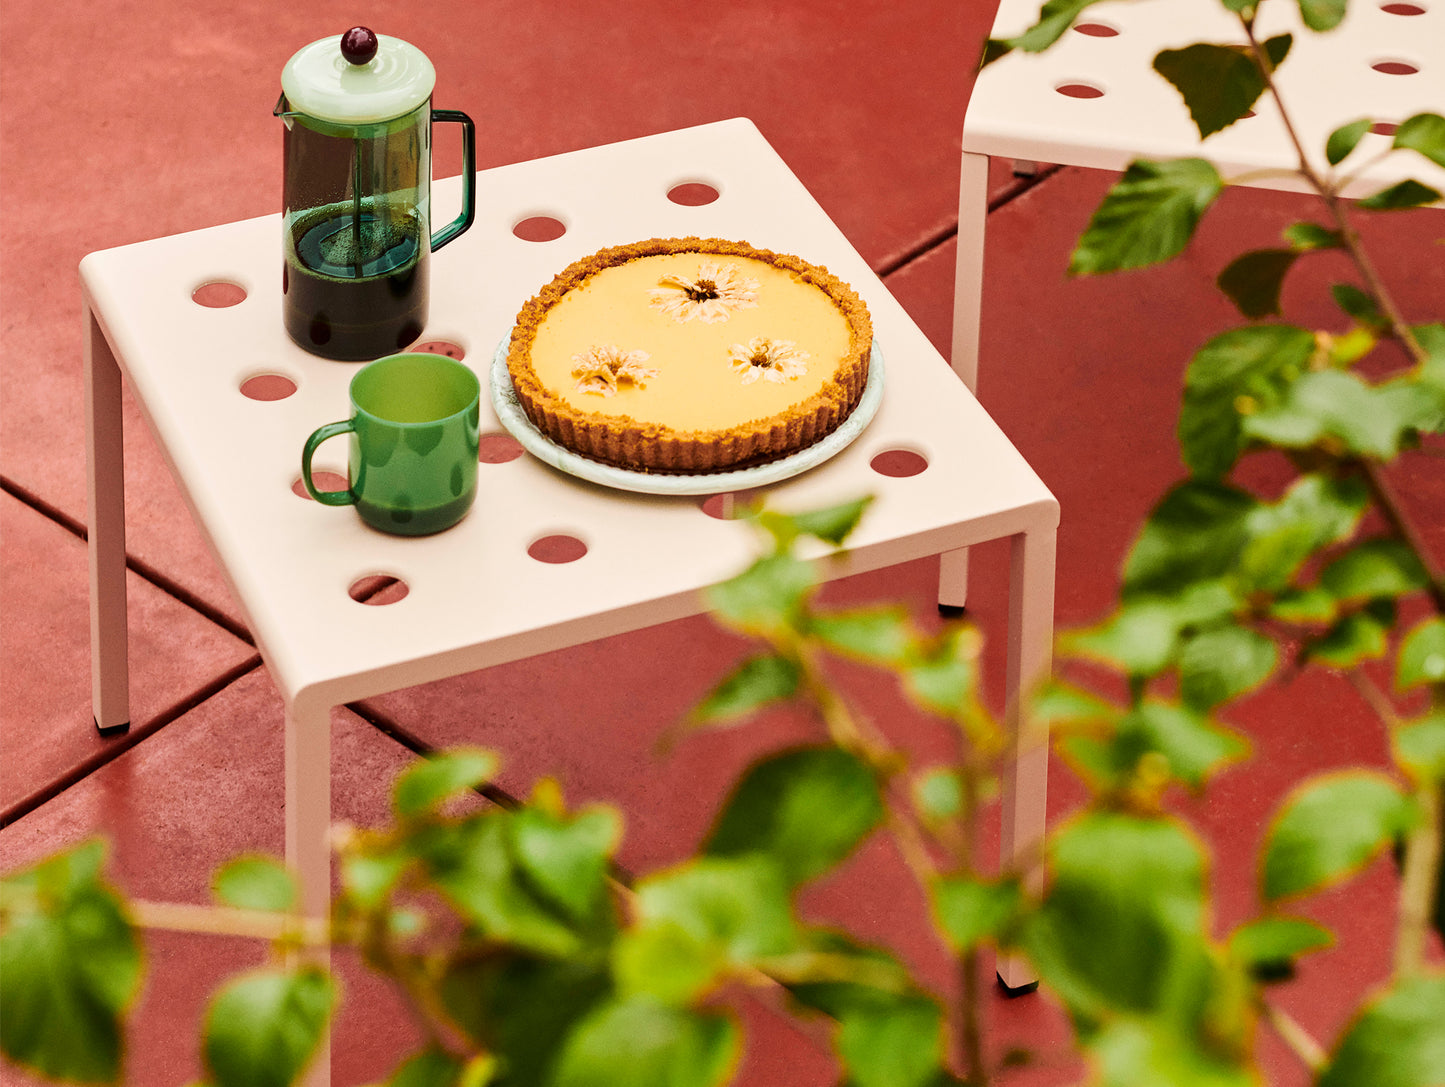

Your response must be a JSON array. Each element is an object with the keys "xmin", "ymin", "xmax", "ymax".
[{"xmin": 340, "ymin": 28, "xmax": 379, "ymax": 279}]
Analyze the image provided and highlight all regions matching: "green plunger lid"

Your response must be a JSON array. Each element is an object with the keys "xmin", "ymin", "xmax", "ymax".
[{"xmin": 280, "ymin": 28, "xmax": 436, "ymax": 124}]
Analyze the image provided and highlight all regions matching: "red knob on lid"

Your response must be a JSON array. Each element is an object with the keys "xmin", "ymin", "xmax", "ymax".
[{"xmin": 340, "ymin": 26, "xmax": 378, "ymax": 65}]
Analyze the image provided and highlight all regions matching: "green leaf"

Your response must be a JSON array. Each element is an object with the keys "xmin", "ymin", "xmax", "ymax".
[
  {"xmin": 1087, "ymin": 1018, "xmax": 1257, "ymax": 1087},
  {"xmin": 785, "ymin": 496, "xmax": 874, "ymax": 546},
  {"xmin": 690, "ymin": 654, "xmax": 800, "ymax": 726},
  {"xmin": 1066, "ymin": 599, "xmax": 1182, "ymax": 678},
  {"xmin": 1062, "ymin": 699, "xmax": 1248, "ymax": 792},
  {"xmin": 418, "ymin": 817, "xmax": 590, "ymax": 956},
  {"xmin": 810, "ymin": 606, "xmax": 916, "ymax": 665},
  {"xmin": 1269, "ymin": 585, "xmax": 1339, "ymax": 624},
  {"xmin": 1310, "ymin": 605, "xmax": 1393, "ymax": 667},
  {"xmin": 1228, "ymin": 916, "xmax": 1332, "ymax": 981},
  {"xmin": 613, "ymin": 921, "xmax": 720, "ymax": 1004},
  {"xmin": 1296, "ymin": 0, "xmax": 1347, "ymax": 31},
  {"xmin": 835, "ymin": 996, "xmax": 945, "ymax": 1087},
  {"xmin": 213, "ymin": 854, "xmax": 296, "ymax": 913},
  {"xmin": 1153, "ymin": 40, "xmax": 1284, "ymax": 141},
  {"xmin": 1026, "ymin": 813, "xmax": 1210, "ymax": 1020},
  {"xmin": 931, "ymin": 876, "xmax": 1022, "ymax": 950},
  {"xmin": 1332, "ymin": 282, "xmax": 1386, "ymax": 326},
  {"xmin": 992, "ymin": 0, "xmax": 1111, "ymax": 57},
  {"xmin": 902, "ymin": 626, "xmax": 980, "ymax": 715},
  {"xmin": 1398, "ymin": 617, "xmax": 1445, "ymax": 690},
  {"xmin": 1124, "ymin": 481, "xmax": 1258, "ymax": 596},
  {"xmin": 550, "ymin": 998, "xmax": 738, "ymax": 1087},
  {"xmin": 1217, "ymin": 249, "xmax": 1299, "ymax": 318},
  {"xmin": 202, "ymin": 966, "xmax": 334, "ymax": 1087},
  {"xmin": 704, "ymin": 747, "xmax": 883, "ymax": 886},
  {"xmin": 636, "ymin": 856, "xmax": 798, "ymax": 968},
  {"xmin": 1066, "ymin": 600, "xmax": 1179, "ymax": 677},
  {"xmin": 1319, "ymin": 974, "xmax": 1445, "ymax": 1087},
  {"xmin": 706, "ymin": 552, "xmax": 815, "ymax": 637},
  {"xmin": 1179, "ymin": 325, "xmax": 1315, "ymax": 479},
  {"xmin": 1071, "ymin": 158, "xmax": 1224, "ymax": 275},
  {"xmin": 385, "ymin": 1046, "xmax": 468, "ymax": 1087},
  {"xmin": 1238, "ymin": 473, "xmax": 1370, "ymax": 593},
  {"xmin": 782, "ymin": 931, "xmax": 914, "ymax": 1017},
  {"xmin": 1396, "ymin": 712, "xmax": 1445, "ymax": 781},
  {"xmin": 1126, "ymin": 701, "xmax": 1250, "ymax": 787},
  {"xmin": 1327, "ymin": 118, "xmax": 1373, "ymax": 166},
  {"xmin": 1283, "ymin": 221, "xmax": 1343, "ymax": 251},
  {"xmin": 1394, "ymin": 112, "xmax": 1445, "ymax": 169},
  {"xmin": 1419, "ymin": 322, "xmax": 1445, "ymax": 387},
  {"xmin": 510, "ymin": 806, "xmax": 620, "ymax": 922},
  {"xmin": 394, "ymin": 747, "xmax": 498, "ymax": 818},
  {"xmin": 437, "ymin": 957, "xmax": 610, "ymax": 1086},
  {"xmin": 1262, "ymin": 771, "xmax": 1417, "ymax": 901},
  {"xmin": 0, "ymin": 843, "xmax": 141, "ymax": 1084},
  {"xmin": 1243, "ymin": 369, "xmax": 1441, "ymax": 459},
  {"xmin": 913, "ymin": 767, "xmax": 963, "ymax": 820},
  {"xmin": 1178, "ymin": 624, "xmax": 1278, "ymax": 711},
  {"xmin": 1357, "ymin": 179, "xmax": 1443, "ymax": 211},
  {"xmin": 340, "ymin": 849, "xmax": 411, "ymax": 909},
  {"xmin": 1321, "ymin": 538, "xmax": 1429, "ymax": 602}
]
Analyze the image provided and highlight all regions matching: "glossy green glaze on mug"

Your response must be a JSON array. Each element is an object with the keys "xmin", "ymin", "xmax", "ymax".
[{"xmin": 302, "ymin": 352, "xmax": 480, "ymax": 535}]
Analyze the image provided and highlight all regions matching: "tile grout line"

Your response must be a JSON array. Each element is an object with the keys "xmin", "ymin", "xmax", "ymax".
[
  {"xmin": 0, "ymin": 475, "xmax": 255, "ymax": 646},
  {"xmin": 0, "ymin": 655, "xmax": 264, "ymax": 829},
  {"xmin": 343, "ymin": 698, "xmax": 641, "ymax": 887},
  {"xmin": 875, "ymin": 162, "xmax": 1065, "ymax": 279}
]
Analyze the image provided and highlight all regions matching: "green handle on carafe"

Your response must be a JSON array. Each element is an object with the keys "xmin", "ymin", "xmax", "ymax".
[{"xmin": 430, "ymin": 109, "xmax": 476, "ymax": 253}]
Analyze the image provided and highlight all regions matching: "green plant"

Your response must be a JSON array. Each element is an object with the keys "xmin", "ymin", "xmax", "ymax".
[{"xmin": 4, "ymin": 0, "xmax": 1445, "ymax": 1084}]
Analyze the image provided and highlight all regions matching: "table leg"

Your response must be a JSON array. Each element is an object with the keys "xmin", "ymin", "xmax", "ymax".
[
  {"xmin": 949, "ymin": 150, "xmax": 990, "ymax": 396},
  {"xmin": 939, "ymin": 151, "xmax": 990, "ymax": 615},
  {"xmin": 84, "ymin": 304, "xmax": 130, "ymax": 735},
  {"xmin": 997, "ymin": 522, "xmax": 1056, "ymax": 993},
  {"xmin": 939, "ymin": 547, "xmax": 969, "ymax": 612},
  {"xmin": 286, "ymin": 694, "xmax": 332, "ymax": 1086}
]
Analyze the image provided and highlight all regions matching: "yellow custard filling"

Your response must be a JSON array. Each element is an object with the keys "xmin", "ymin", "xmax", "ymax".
[{"xmin": 527, "ymin": 253, "xmax": 852, "ymax": 432}]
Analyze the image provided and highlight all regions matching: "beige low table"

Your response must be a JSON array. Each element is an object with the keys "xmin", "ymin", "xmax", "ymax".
[{"xmin": 82, "ymin": 120, "xmax": 1059, "ymax": 1033}]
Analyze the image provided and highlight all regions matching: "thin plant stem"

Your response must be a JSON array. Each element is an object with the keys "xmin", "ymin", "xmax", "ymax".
[
  {"xmin": 1395, "ymin": 781, "xmax": 1443, "ymax": 977},
  {"xmin": 1346, "ymin": 669, "xmax": 1403, "ymax": 730},
  {"xmin": 1261, "ymin": 998, "xmax": 1328, "ymax": 1075},
  {"xmin": 1363, "ymin": 460, "xmax": 1445, "ymax": 614},
  {"xmin": 1240, "ymin": 18, "xmax": 1427, "ymax": 366},
  {"xmin": 128, "ymin": 899, "xmax": 329, "ymax": 946}
]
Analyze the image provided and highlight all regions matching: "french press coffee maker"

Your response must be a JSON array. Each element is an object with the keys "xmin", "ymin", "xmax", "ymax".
[{"xmin": 275, "ymin": 27, "xmax": 475, "ymax": 360}]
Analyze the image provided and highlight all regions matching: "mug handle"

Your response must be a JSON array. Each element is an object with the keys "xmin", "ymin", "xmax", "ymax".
[
  {"xmin": 430, "ymin": 109, "xmax": 476, "ymax": 252},
  {"xmin": 301, "ymin": 421, "xmax": 357, "ymax": 506}
]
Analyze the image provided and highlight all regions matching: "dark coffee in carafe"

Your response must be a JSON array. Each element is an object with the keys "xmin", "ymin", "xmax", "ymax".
[{"xmin": 282, "ymin": 199, "xmax": 429, "ymax": 359}]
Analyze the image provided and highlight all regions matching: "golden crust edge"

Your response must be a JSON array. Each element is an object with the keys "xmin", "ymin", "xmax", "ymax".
[{"xmin": 504, "ymin": 236, "xmax": 873, "ymax": 474}]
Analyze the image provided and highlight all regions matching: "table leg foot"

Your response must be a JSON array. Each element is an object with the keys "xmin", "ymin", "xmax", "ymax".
[
  {"xmin": 996, "ymin": 971, "xmax": 1040, "ymax": 998},
  {"xmin": 93, "ymin": 717, "xmax": 130, "ymax": 737}
]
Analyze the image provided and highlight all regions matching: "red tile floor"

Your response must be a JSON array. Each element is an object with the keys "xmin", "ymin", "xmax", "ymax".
[{"xmin": 2, "ymin": 1, "xmax": 1442, "ymax": 1084}]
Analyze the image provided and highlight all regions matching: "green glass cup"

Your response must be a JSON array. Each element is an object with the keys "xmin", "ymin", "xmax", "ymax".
[{"xmin": 301, "ymin": 352, "xmax": 480, "ymax": 536}]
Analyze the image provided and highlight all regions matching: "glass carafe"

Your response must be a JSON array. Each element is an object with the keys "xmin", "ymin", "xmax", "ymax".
[{"xmin": 276, "ymin": 28, "xmax": 475, "ymax": 361}]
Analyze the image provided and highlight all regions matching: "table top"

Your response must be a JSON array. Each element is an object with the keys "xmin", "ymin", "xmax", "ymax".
[
  {"xmin": 81, "ymin": 118, "xmax": 1056, "ymax": 708},
  {"xmin": 968, "ymin": 0, "xmax": 1445, "ymax": 201}
]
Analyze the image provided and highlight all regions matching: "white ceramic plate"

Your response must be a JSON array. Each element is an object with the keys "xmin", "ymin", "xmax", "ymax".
[{"xmin": 489, "ymin": 335, "xmax": 884, "ymax": 496}]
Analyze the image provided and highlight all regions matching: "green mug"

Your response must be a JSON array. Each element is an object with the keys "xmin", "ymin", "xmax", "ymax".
[{"xmin": 301, "ymin": 352, "xmax": 481, "ymax": 536}]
